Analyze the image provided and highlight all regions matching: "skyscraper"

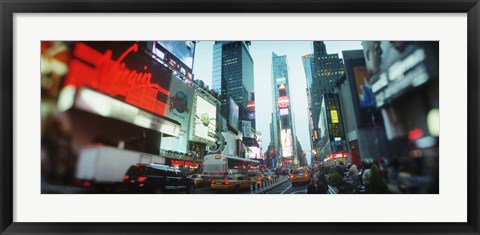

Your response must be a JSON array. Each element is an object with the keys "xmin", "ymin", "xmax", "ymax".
[
  {"xmin": 271, "ymin": 52, "xmax": 298, "ymax": 167},
  {"xmin": 310, "ymin": 41, "xmax": 345, "ymax": 129},
  {"xmin": 302, "ymin": 54, "xmax": 314, "ymax": 90},
  {"xmin": 302, "ymin": 54, "xmax": 316, "ymax": 160},
  {"xmin": 212, "ymin": 41, "xmax": 255, "ymax": 129}
]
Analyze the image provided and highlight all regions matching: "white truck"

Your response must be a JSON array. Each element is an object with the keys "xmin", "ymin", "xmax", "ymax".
[{"xmin": 75, "ymin": 145, "xmax": 165, "ymax": 190}]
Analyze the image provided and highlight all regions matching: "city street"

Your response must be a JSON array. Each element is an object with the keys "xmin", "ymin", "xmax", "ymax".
[
  {"xmin": 41, "ymin": 40, "xmax": 439, "ymax": 194},
  {"xmin": 42, "ymin": 175, "xmax": 337, "ymax": 194}
]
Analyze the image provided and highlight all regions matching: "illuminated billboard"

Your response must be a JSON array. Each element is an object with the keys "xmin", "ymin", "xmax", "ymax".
[
  {"xmin": 191, "ymin": 95, "xmax": 216, "ymax": 144},
  {"xmin": 279, "ymin": 108, "xmax": 289, "ymax": 116},
  {"xmin": 277, "ymin": 96, "xmax": 290, "ymax": 109},
  {"xmin": 161, "ymin": 77, "xmax": 194, "ymax": 153},
  {"xmin": 281, "ymin": 147, "xmax": 293, "ymax": 158},
  {"xmin": 229, "ymin": 98, "xmax": 239, "ymax": 130},
  {"xmin": 59, "ymin": 86, "xmax": 181, "ymax": 137},
  {"xmin": 158, "ymin": 41, "xmax": 195, "ymax": 69},
  {"xmin": 330, "ymin": 110, "xmax": 339, "ymax": 124},
  {"xmin": 64, "ymin": 42, "xmax": 173, "ymax": 117},
  {"xmin": 280, "ymin": 129, "xmax": 293, "ymax": 157},
  {"xmin": 353, "ymin": 66, "xmax": 375, "ymax": 108},
  {"xmin": 248, "ymin": 146, "xmax": 261, "ymax": 159},
  {"xmin": 148, "ymin": 41, "xmax": 194, "ymax": 79},
  {"xmin": 247, "ymin": 101, "xmax": 255, "ymax": 112}
]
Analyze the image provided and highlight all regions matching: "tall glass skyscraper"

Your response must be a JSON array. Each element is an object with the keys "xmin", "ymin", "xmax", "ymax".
[
  {"xmin": 271, "ymin": 52, "xmax": 298, "ymax": 167},
  {"xmin": 212, "ymin": 41, "xmax": 255, "ymax": 129}
]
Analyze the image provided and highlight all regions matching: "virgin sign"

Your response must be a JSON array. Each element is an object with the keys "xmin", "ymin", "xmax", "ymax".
[{"xmin": 64, "ymin": 42, "xmax": 172, "ymax": 117}]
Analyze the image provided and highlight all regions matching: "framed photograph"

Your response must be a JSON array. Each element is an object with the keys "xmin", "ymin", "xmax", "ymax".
[{"xmin": 1, "ymin": 0, "xmax": 479, "ymax": 234}]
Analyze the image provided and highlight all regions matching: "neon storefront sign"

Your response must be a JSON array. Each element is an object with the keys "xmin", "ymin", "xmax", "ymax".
[{"xmin": 65, "ymin": 42, "xmax": 171, "ymax": 116}]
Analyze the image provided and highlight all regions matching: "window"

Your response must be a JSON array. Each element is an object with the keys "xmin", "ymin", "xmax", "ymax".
[{"xmin": 166, "ymin": 169, "xmax": 176, "ymax": 177}]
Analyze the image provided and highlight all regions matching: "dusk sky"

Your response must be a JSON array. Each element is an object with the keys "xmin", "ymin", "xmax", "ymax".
[{"xmin": 193, "ymin": 41, "xmax": 362, "ymax": 163}]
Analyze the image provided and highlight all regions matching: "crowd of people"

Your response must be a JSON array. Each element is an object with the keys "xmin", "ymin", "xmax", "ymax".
[
  {"xmin": 304, "ymin": 159, "xmax": 390, "ymax": 194},
  {"xmin": 304, "ymin": 154, "xmax": 438, "ymax": 194}
]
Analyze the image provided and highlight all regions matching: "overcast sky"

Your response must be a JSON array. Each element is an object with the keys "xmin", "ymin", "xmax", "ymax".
[{"xmin": 193, "ymin": 41, "xmax": 362, "ymax": 164}]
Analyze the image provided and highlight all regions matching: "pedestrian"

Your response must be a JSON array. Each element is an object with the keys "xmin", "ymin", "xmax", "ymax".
[
  {"xmin": 348, "ymin": 164, "xmax": 359, "ymax": 177},
  {"xmin": 307, "ymin": 174, "xmax": 327, "ymax": 194}
]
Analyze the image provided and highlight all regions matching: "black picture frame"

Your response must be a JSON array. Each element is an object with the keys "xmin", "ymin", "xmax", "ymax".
[{"xmin": 1, "ymin": 0, "xmax": 479, "ymax": 234}]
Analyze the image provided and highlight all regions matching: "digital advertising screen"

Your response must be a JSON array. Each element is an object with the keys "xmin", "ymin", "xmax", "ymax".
[
  {"xmin": 280, "ymin": 128, "xmax": 293, "ymax": 158},
  {"xmin": 281, "ymin": 146, "xmax": 293, "ymax": 158},
  {"xmin": 248, "ymin": 146, "xmax": 261, "ymax": 159},
  {"xmin": 158, "ymin": 41, "xmax": 195, "ymax": 70},
  {"xmin": 279, "ymin": 108, "xmax": 289, "ymax": 116},
  {"xmin": 147, "ymin": 41, "xmax": 195, "ymax": 80}
]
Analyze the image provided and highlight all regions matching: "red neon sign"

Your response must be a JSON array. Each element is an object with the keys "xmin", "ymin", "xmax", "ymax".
[
  {"xmin": 170, "ymin": 159, "xmax": 193, "ymax": 167},
  {"xmin": 277, "ymin": 96, "xmax": 290, "ymax": 109},
  {"xmin": 65, "ymin": 42, "xmax": 171, "ymax": 116},
  {"xmin": 247, "ymin": 101, "xmax": 255, "ymax": 112}
]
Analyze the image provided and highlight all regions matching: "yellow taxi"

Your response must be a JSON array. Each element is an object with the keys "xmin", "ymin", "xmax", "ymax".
[
  {"xmin": 290, "ymin": 168, "xmax": 310, "ymax": 186},
  {"xmin": 211, "ymin": 174, "xmax": 253, "ymax": 192}
]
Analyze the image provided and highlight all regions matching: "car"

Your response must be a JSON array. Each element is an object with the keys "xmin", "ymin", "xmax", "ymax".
[
  {"xmin": 188, "ymin": 174, "xmax": 206, "ymax": 188},
  {"xmin": 210, "ymin": 174, "xmax": 253, "ymax": 192},
  {"xmin": 290, "ymin": 168, "xmax": 310, "ymax": 186},
  {"xmin": 123, "ymin": 163, "xmax": 195, "ymax": 194}
]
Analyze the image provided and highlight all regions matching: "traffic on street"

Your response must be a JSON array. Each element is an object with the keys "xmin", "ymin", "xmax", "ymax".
[{"xmin": 41, "ymin": 40, "xmax": 439, "ymax": 194}]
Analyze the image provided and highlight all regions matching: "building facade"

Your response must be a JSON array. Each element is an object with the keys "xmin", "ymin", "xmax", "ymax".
[
  {"xmin": 310, "ymin": 41, "xmax": 345, "ymax": 129},
  {"xmin": 212, "ymin": 41, "xmax": 255, "ymax": 129},
  {"xmin": 271, "ymin": 52, "xmax": 298, "ymax": 167}
]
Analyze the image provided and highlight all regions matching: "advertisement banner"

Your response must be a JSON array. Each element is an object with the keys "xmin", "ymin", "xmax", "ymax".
[
  {"xmin": 330, "ymin": 110, "xmax": 339, "ymax": 124},
  {"xmin": 161, "ymin": 77, "xmax": 194, "ymax": 153},
  {"xmin": 279, "ymin": 108, "xmax": 289, "ymax": 116},
  {"xmin": 353, "ymin": 66, "xmax": 375, "ymax": 108},
  {"xmin": 242, "ymin": 121, "xmax": 252, "ymax": 138},
  {"xmin": 342, "ymin": 49, "xmax": 382, "ymax": 127},
  {"xmin": 220, "ymin": 132, "xmax": 238, "ymax": 157},
  {"xmin": 248, "ymin": 146, "xmax": 261, "ymax": 159},
  {"xmin": 280, "ymin": 128, "xmax": 293, "ymax": 157},
  {"xmin": 229, "ymin": 98, "xmax": 239, "ymax": 130},
  {"xmin": 190, "ymin": 94, "xmax": 217, "ymax": 144}
]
